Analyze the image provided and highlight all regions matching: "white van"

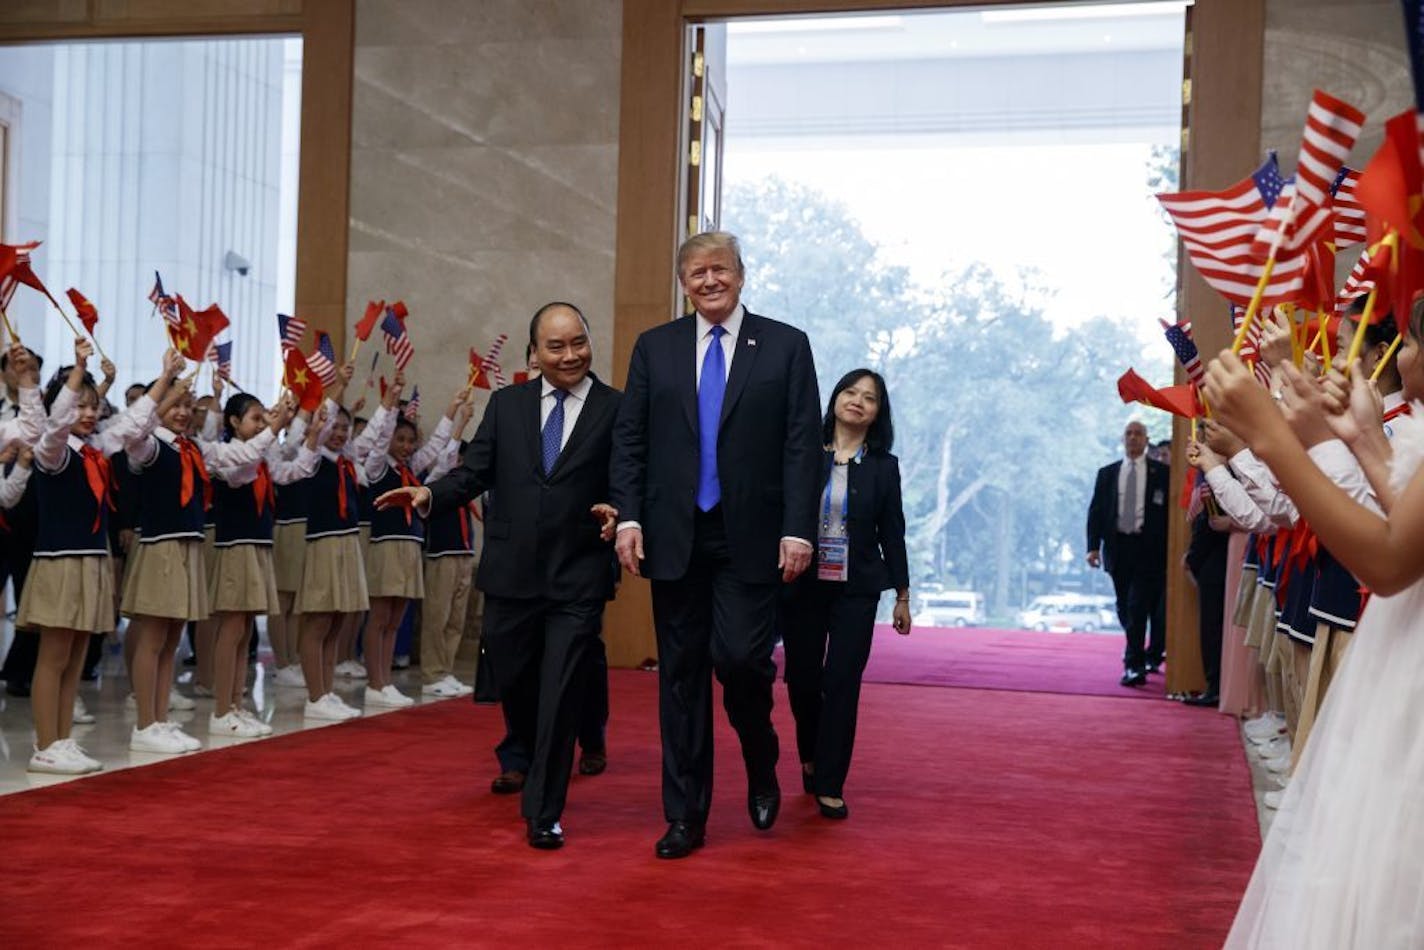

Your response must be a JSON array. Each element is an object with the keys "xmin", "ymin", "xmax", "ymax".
[{"xmin": 914, "ymin": 591, "xmax": 985, "ymax": 628}]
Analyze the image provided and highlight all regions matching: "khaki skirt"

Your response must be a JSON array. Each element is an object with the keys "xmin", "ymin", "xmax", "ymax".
[
  {"xmin": 202, "ymin": 524, "xmax": 218, "ymax": 586},
  {"xmin": 272, "ymin": 521, "xmax": 307, "ymax": 593},
  {"xmin": 121, "ymin": 538, "xmax": 210, "ymax": 621},
  {"xmin": 365, "ymin": 538, "xmax": 425, "ymax": 599},
  {"xmin": 297, "ymin": 533, "xmax": 369, "ymax": 614},
  {"xmin": 209, "ymin": 544, "xmax": 281, "ymax": 615},
  {"xmin": 1245, "ymin": 583, "xmax": 1276, "ymax": 651},
  {"xmin": 17, "ymin": 555, "xmax": 116, "ymax": 633},
  {"xmin": 1232, "ymin": 565, "xmax": 1259, "ymax": 631}
]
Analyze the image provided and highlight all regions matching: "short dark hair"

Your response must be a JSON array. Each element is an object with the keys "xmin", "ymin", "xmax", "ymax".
[
  {"xmin": 528, "ymin": 301, "xmax": 590, "ymax": 350},
  {"xmin": 42, "ymin": 367, "xmax": 97, "ymax": 413},
  {"xmin": 1347, "ymin": 295, "xmax": 1401, "ymax": 353},
  {"xmin": 0, "ymin": 347, "xmax": 41, "ymax": 373},
  {"xmin": 821, "ymin": 369, "xmax": 894, "ymax": 454},
  {"xmin": 394, "ymin": 415, "xmax": 417, "ymax": 436},
  {"xmin": 222, "ymin": 393, "xmax": 264, "ymax": 440}
]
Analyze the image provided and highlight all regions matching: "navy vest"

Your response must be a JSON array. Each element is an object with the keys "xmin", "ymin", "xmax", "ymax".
[
  {"xmin": 213, "ymin": 472, "xmax": 276, "ymax": 546},
  {"xmin": 33, "ymin": 446, "xmax": 110, "ymax": 557},
  {"xmin": 275, "ymin": 476, "xmax": 309, "ymax": 525},
  {"xmin": 304, "ymin": 454, "xmax": 360, "ymax": 539},
  {"xmin": 425, "ymin": 500, "xmax": 475, "ymax": 557},
  {"xmin": 369, "ymin": 462, "xmax": 425, "ymax": 544},
  {"xmin": 135, "ymin": 438, "xmax": 208, "ymax": 543}
]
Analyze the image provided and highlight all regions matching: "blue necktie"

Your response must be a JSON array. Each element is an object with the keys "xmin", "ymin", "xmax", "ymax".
[
  {"xmin": 542, "ymin": 388, "xmax": 568, "ymax": 475},
  {"xmin": 697, "ymin": 325, "xmax": 727, "ymax": 511}
]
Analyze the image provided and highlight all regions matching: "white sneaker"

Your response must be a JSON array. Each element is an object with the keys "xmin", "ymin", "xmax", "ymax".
[
  {"xmin": 130, "ymin": 723, "xmax": 191, "ymax": 754},
  {"xmin": 29, "ymin": 741, "xmax": 90, "ymax": 775},
  {"xmin": 235, "ymin": 708, "xmax": 274, "ymax": 736},
  {"xmin": 1262, "ymin": 789, "xmax": 1285, "ymax": 810},
  {"xmin": 335, "ymin": 660, "xmax": 368, "ymax": 680},
  {"xmin": 365, "ymin": 685, "xmax": 414, "ymax": 707},
  {"xmin": 326, "ymin": 693, "xmax": 363, "ymax": 718},
  {"xmin": 1243, "ymin": 711, "xmax": 1284, "ymax": 733},
  {"xmin": 168, "ymin": 689, "xmax": 197, "ymax": 711},
  {"xmin": 160, "ymin": 721, "xmax": 203, "ymax": 751},
  {"xmin": 124, "ymin": 693, "xmax": 137, "ymax": 710},
  {"xmin": 443, "ymin": 675, "xmax": 474, "ymax": 696},
  {"xmin": 209, "ymin": 711, "xmax": 264, "ymax": 738},
  {"xmin": 193, "ymin": 683, "xmax": 215, "ymax": 698},
  {"xmin": 72, "ymin": 696, "xmax": 97, "ymax": 725},
  {"xmin": 422, "ymin": 680, "xmax": 463, "ymax": 698},
  {"xmin": 55, "ymin": 738, "xmax": 102, "ymax": 772},
  {"xmin": 1255, "ymin": 736, "xmax": 1291, "ymax": 759},
  {"xmin": 273, "ymin": 664, "xmax": 306, "ymax": 688},
  {"xmin": 1263, "ymin": 753, "xmax": 1292, "ymax": 775}
]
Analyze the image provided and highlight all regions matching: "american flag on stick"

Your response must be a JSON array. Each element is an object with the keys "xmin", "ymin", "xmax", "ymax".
[
  {"xmin": 1160, "ymin": 319, "xmax": 1204, "ymax": 386},
  {"xmin": 277, "ymin": 313, "xmax": 307, "ymax": 354},
  {"xmin": 403, "ymin": 386, "xmax": 420, "ymax": 421},
  {"xmin": 149, "ymin": 271, "xmax": 179, "ymax": 326},
  {"xmin": 1229, "ymin": 305, "xmax": 1274, "ymax": 387},
  {"xmin": 1331, "ymin": 167, "xmax": 1368, "ymax": 247},
  {"xmin": 1158, "ymin": 155, "xmax": 1308, "ymax": 307},
  {"xmin": 381, "ymin": 308, "xmax": 414, "ymax": 370},
  {"xmin": 306, "ymin": 331, "xmax": 339, "ymax": 386},
  {"xmin": 1250, "ymin": 91, "xmax": 1366, "ymax": 259},
  {"xmin": 211, "ymin": 341, "xmax": 233, "ymax": 381}
]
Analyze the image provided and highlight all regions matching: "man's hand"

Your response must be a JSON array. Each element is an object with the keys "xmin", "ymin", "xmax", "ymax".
[
  {"xmin": 892, "ymin": 600, "xmax": 912, "ymax": 636},
  {"xmin": 1086, "ymin": 550, "xmax": 1101, "ymax": 569},
  {"xmin": 375, "ymin": 485, "xmax": 431, "ymax": 513},
  {"xmin": 779, "ymin": 539, "xmax": 811, "ymax": 583},
  {"xmin": 590, "ymin": 503, "xmax": 618, "ymax": 542},
  {"xmin": 615, "ymin": 526, "xmax": 644, "ymax": 577}
]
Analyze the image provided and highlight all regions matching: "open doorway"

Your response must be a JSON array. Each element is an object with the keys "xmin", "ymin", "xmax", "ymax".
[{"xmin": 691, "ymin": 4, "xmax": 1185, "ymax": 645}]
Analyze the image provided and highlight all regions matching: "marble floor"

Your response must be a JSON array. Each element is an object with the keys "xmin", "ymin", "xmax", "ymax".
[{"xmin": 0, "ymin": 618, "xmax": 470, "ymax": 797}]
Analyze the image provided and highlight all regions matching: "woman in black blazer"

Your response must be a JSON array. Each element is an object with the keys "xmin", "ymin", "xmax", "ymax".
[{"xmin": 782, "ymin": 368, "xmax": 911, "ymax": 820}]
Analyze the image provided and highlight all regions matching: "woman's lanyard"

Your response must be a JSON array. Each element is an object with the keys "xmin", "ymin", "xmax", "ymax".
[{"xmin": 820, "ymin": 446, "xmax": 864, "ymax": 534}]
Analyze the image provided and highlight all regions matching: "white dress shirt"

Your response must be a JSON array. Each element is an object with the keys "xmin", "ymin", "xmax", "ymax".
[
  {"xmin": 1116, "ymin": 454, "xmax": 1147, "ymax": 533},
  {"xmin": 541, "ymin": 374, "xmax": 594, "ymax": 452},
  {"xmin": 695, "ymin": 305, "xmax": 744, "ymax": 388}
]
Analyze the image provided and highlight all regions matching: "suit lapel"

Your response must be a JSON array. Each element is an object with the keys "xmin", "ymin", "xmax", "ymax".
[
  {"xmin": 547, "ymin": 378, "xmax": 609, "ymax": 480},
  {"xmin": 520, "ymin": 380, "xmax": 544, "ymax": 478},
  {"xmin": 719, "ymin": 311, "xmax": 762, "ymax": 426}
]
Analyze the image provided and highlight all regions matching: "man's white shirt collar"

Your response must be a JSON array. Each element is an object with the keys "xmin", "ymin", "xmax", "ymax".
[
  {"xmin": 541, "ymin": 374, "xmax": 593, "ymax": 401},
  {"xmin": 696, "ymin": 304, "xmax": 745, "ymax": 343}
]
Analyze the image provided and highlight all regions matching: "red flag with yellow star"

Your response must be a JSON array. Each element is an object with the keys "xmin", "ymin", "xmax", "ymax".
[
  {"xmin": 283, "ymin": 346, "xmax": 324, "ymax": 411},
  {"xmin": 169, "ymin": 296, "xmax": 230, "ymax": 360},
  {"xmin": 65, "ymin": 288, "xmax": 99, "ymax": 335}
]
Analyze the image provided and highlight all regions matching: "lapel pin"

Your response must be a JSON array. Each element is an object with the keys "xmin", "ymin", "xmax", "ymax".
[{"xmin": 746, "ymin": 338, "xmax": 757, "ymax": 347}]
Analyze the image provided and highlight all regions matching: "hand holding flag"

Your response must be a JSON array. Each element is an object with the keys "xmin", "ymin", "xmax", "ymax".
[{"xmin": 283, "ymin": 347, "xmax": 324, "ymax": 412}]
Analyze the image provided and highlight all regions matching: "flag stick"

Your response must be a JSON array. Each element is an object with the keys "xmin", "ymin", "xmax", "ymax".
[
  {"xmin": 349, "ymin": 336, "xmax": 363, "ymax": 364},
  {"xmin": 1231, "ymin": 257, "xmax": 1277, "ymax": 353},
  {"xmin": 1369, "ymin": 333, "xmax": 1403, "ymax": 382},
  {"xmin": 1319, "ymin": 315, "xmax": 1332, "ymax": 374},
  {"xmin": 46, "ymin": 299, "xmax": 97, "ymax": 354},
  {"xmin": 1342, "ymin": 284, "xmax": 1380, "ymax": 375},
  {"xmin": 0, "ymin": 307, "xmax": 18, "ymax": 343}
]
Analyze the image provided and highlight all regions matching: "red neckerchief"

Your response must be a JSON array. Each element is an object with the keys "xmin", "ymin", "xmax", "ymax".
[
  {"xmin": 396, "ymin": 462, "xmax": 420, "ymax": 526},
  {"xmin": 1384, "ymin": 401, "xmax": 1411, "ymax": 424},
  {"xmin": 175, "ymin": 436, "xmax": 212, "ymax": 511},
  {"xmin": 252, "ymin": 460, "xmax": 275, "ymax": 517},
  {"xmin": 336, "ymin": 456, "xmax": 357, "ymax": 520},
  {"xmin": 81, "ymin": 444, "xmax": 114, "ymax": 532}
]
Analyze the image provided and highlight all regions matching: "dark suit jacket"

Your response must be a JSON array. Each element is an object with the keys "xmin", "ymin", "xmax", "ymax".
[
  {"xmin": 428, "ymin": 375, "xmax": 620, "ymax": 602},
  {"xmin": 1086, "ymin": 457, "xmax": 1170, "ymax": 574},
  {"xmin": 801, "ymin": 450, "xmax": 910, "ymax": 596},
  {"xmin": 609, "ymin": 310, "xmax": 822, "ymax": 584}
]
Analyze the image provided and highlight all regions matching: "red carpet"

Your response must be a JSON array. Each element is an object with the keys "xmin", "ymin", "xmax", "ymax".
[
  {"xmin": 0, "ymin": 668, "xmax": 1256, "ymax": 947},
  {"xmin": 860, "ymin": 625, "xmax": 1168, "ymax": 700}
]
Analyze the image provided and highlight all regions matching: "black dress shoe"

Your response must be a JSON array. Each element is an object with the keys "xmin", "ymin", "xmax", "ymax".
[
  {"xmin": 491, "ymin": 770, "xmax": 526, "ymax": 794},
  {"xmin": 801, "ymin": 767, "xmax": 815, "ymax": 795},
  {"xmin": 1182, "ymin": 691, "xmax": 1220, "ymax": 707},
  {"xmin": 1119, "ymin": 669, "xmax": 1147, "ymax": 687},
  {"xmin": 816, "ymin": 796, "xmax": 849, "ymax": 820},
  {"xmin": 655, "ymin": 821, "xmax": 705, "ymax": 859},
  {"xmin": 578, "ymin": 750, "xmax": 607, "ymax": 776},
  {"xmin": 526, "ymin": 819, "xmax": 564, "ymax": 850},
  {"xmin": 748, "ymin": 785, "xmax": 781, "ymax": 831}
]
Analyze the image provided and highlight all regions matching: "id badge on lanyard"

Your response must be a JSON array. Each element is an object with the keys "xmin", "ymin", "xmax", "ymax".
[{"xmin": 817, "ymin": 451, "xmax": 859, "ymax": 583}]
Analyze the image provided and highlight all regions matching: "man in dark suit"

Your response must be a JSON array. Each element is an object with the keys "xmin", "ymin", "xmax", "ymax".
[
  {"xmin": 1086, "ymin": 420, "xmax": 1169, "ymax": 687},
  {"xmin": 378, "ymin": 302, "xmax": 619, "ymax": 850},
  {"xmin": 610, "ymin": 230, "xmax": 823, "ymax": 859}
]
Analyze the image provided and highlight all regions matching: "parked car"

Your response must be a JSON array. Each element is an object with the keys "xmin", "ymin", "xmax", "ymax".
[
  {"xmin": 1017, "ymin": 596, "xmax": 1116, "ymax": 632},
  {"xmin": 914, "ymin": 591, "xmax": 985, "ymax": 628}
]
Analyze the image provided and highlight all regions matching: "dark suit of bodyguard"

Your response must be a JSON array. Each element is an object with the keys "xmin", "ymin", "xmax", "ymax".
[
  {"xmin": 393, "ymin": 304, "xmax": 618, "ymax": 850},
  {"xmin": 611, "ymin": 232, "xmax": 822, "ymax": 859}
]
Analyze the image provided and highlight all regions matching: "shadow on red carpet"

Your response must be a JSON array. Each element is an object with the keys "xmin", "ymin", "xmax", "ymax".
[
  {"xmin": 0, "ymin": 667, "xmax": 1255, "ymax": 947},
  {"xmin": 860, "ymin": 625, "xmax": 1168, "ymax": 700}
]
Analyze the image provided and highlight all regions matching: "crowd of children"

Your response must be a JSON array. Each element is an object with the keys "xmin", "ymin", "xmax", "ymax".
[{"xmin": 0, "ymin": 336, "xmax": 478, "ymax": 773}]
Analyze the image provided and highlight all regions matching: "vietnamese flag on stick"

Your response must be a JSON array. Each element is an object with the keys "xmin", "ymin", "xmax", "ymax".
[
  {"xmin": 66, "ymin": 288, "xmax": 100, "ymax": 335},
  {"xmin": 1116, "ymin": 368, "xmax": 1201, "ymax": 418},
  {"xmin": 467, "ymin": 346, "xmax": 492, "ymax": 389},
  {"xmin": 350, "ymin": 299, "xmax": 385, "ymax": 362},
  {"xmin": 170, "ymin": 296, "xmax": 230, "ymax": 361},
  {"xmin": 283, "ymin": 346, "xmax": 325, "ymax": 412}
]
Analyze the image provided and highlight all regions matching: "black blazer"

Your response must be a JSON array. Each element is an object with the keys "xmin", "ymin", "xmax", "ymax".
[
  {"xmin": 801, "ymin": 449, "xmax": 910, "ymax": 596},
  {"xmin": 609, "ymin": 310, "xmax": 823, "ymax": 584},
  {"xmin": 1086, "ymin": 457, "xmax": 1169, "ymax": 573},
  {"xmin": 428, "ymin": 375, "xmax": 620, "ymax": 602}
]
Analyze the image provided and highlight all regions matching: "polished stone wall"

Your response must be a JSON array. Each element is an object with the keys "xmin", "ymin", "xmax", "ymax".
[{"xmin": 349, "ymin": 0, "xmax": 622, "ymax": 406}]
